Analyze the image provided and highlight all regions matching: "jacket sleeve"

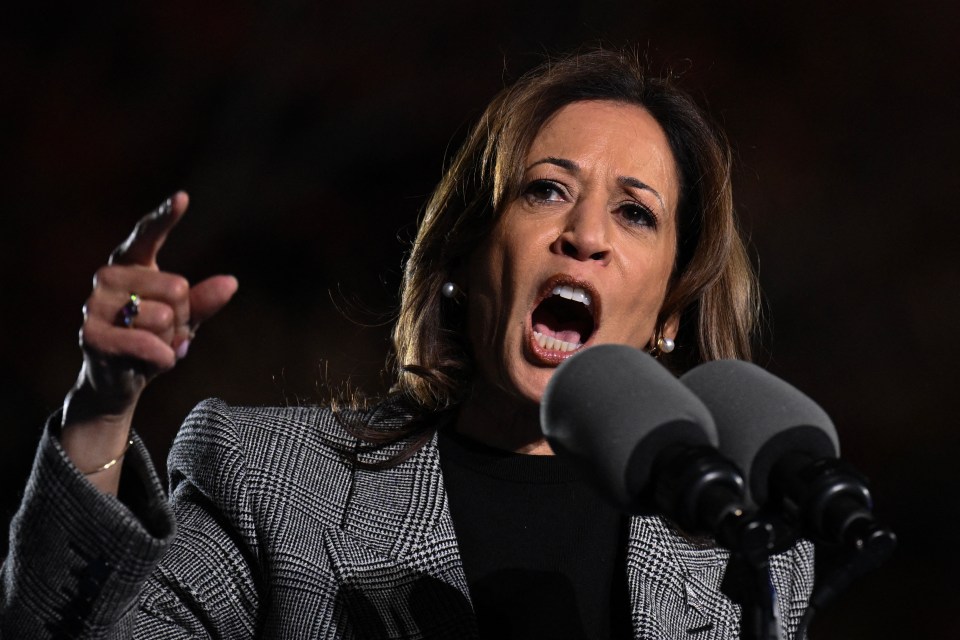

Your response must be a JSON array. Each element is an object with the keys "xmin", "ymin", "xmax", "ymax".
[
  {"xmin": 0, "ymin": 414, "xmax": 175, "ymax": 639},
  {"xmin": 1, "ymin": 400, "xmax": 266, "ymax": 640}
]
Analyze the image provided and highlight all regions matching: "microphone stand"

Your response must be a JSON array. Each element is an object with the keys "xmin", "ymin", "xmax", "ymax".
[
  {"xmin": 717, "ymin": 511, "xmax": 782, "ymax": 640},
  {"xmin": 773, "ymin": 457, "xmax": 898, "ymax": 639},
  {"xmin": 735, "ymin": 455, "xmax": 898, "ymax": 639},
  {"xmin": 651, "ymin": 447, "xmax": 781, "ymax": 640}
]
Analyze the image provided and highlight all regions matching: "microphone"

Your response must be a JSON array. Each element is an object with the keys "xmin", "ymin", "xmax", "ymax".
[
  {"xmin": 680, "ymin": 360, "xmax": 893, "ymax": 552},
  {"xmin": 540, "ymin": 345, "xmax": 766, "ymax": 548}
]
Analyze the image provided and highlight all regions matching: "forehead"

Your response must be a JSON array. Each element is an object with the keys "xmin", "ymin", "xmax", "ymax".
[{"xmin": 526, "ymin": 100, "xmax": 679, "ymax": 205}]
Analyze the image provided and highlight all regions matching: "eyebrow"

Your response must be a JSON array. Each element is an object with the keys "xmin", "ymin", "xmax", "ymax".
[{"xmin": 526, "ymin": 156, "xmax": 667, "ymax": 211}]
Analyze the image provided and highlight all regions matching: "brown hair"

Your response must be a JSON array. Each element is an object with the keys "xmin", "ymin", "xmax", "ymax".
[{"xmin": 390, "ymin": 48, "xmax": 758, "ymax": 416}]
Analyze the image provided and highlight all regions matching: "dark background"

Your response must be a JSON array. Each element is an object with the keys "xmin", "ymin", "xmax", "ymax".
[{"xmin": 2, "ymin": 1, "xmax": 957, "ymax": 637}]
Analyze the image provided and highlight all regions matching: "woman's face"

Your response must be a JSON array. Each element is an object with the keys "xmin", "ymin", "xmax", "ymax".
[{"xmin": 465, "ymin": 100, "xmax": 680, "ymax": 405}]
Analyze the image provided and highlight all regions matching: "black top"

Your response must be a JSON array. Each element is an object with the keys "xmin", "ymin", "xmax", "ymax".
[{"xmin": 438, "ymin": 429, "xmax": 633, "ymax": 639}]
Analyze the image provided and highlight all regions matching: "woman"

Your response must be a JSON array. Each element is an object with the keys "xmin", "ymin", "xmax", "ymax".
[{"xmin": 1, "ymin": 49, "xmax": 813, "ymax": 639}]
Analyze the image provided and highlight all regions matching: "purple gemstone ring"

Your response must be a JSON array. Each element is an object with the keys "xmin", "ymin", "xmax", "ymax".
[{"xmin": 119, "ymin": 293, "xmax": 141, "ymax": 328}]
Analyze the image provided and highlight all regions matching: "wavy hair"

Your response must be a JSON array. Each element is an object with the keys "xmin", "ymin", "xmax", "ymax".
[{"xmin": 390, "ymin": 48, "xmax": 758, "ymax": 415}]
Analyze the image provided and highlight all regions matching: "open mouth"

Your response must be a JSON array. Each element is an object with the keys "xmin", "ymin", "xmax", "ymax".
[{"xmin": 528, "ymin": 275, "xmax": 599, "ymax": 363}]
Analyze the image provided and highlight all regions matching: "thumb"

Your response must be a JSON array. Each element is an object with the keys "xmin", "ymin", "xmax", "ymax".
[{"xmin": 189, "ymin": 275, "xmax": 239, "ymax": 326}]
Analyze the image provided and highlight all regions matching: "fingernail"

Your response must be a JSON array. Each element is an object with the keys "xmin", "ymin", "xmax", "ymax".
[
  {"xmin": 176, "ymin": 339, "xmax": 190, "ymax": 360},
  {"xmin": 157, "ymin": 196, "xmax": 174, "ymax": 216}
]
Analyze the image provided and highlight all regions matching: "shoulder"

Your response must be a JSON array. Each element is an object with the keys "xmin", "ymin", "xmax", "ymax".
[
  {"xmin": 165, "ymin": 396, "xmax": 441, "ymax": 555},
  {"xmin": 174, "ymin": 398, "xmax": 357, "ymax": 455},
  {"xmin": 167, "ymin": 396, "xmax": 420, "ymax": 506},
  {"xmin": 170, "ymin": 396, "xmax": 413, "ymax": 472}
]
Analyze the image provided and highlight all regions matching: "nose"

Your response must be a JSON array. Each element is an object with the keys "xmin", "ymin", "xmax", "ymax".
[{"xmin": 550, "ymin": 201, "xmax": 612, "ymax": 264}]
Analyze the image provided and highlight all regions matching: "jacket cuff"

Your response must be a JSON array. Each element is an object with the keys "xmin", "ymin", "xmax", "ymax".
[{"xmin": 2, "ymin": 411, "xmax": 175, "ymax": 638}]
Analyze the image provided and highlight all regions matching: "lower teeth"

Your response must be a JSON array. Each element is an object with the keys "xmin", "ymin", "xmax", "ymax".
[{"xmin": 533, "ymin": 330, "xmax": 581, "ymax": 352}]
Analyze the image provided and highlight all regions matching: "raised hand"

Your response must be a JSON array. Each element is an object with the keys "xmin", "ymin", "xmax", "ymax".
[{"xmin": 61, "ymin": 192, "xmax": 238, "ymax": 493}]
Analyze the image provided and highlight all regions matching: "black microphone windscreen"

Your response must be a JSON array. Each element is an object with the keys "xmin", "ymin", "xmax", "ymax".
[
  {"xmin": 680, "ymin": 360, "xmax": 838, "ymax": 506},
  {"xmin": 541, "ymin": 344, "xmax": 716, "ymax": 512}
]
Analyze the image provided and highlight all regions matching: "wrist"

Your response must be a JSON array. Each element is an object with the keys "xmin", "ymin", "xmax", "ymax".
[
  {"xmin": 62, "ymin": 372, "xmax": 140, "ymax": 429},
  {"xmin": 59, "ymin": 391, "xmax": 137, "ymax": 495}
]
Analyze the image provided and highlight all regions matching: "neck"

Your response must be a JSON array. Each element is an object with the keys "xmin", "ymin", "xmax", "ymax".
[{"xmin": 455, "ymin": 380, "xmax": 554, "ymax": 455}]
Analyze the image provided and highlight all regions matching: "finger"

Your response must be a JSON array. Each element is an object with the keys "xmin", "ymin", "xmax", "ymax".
[
  {"xmin": 109, "ymin": 191, "xmax": 189, "ymax": 268},
  {"xmin": 92, "ymin": 266, "xmax": 191, "ymax": 330},
  {"xmin": 85, "ymin": 297, "xmax": 177, "ymax": 343},
  {"xmin": 81, "ymin": 316, "xmax": 178, "ymax": 372},
  {"xmin": 189, "ymin": 275, "xmax": 239, "ymax": 326},
  {"xmin": 126, "ymin": 300, "xmax": 176, "ymax": 341},
  {"xmin": 169, "ymin": 275, "xmax": 238, "ymax": 360}
]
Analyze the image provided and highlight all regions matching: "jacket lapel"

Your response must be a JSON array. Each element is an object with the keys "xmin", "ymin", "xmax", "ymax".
[
  {"xmin": 320, "ymin": 402, "xmax": 739, "ymax": 639},
  {"xmin": 323, "ymin": 403, "xmax": 477, "ymax": 639},
  {"xmin": 626, "ymin": 516, "xmax": 739, "ymax": 640}
]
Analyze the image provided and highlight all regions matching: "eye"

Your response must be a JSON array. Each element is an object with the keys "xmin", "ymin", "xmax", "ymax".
[
  {"xmin": 618, "ymin": 202, "xmax": 659, "ymax": 229},
  {"xmin": 523, "ymin": 179, "xmax": 567, "ymax": 204}
]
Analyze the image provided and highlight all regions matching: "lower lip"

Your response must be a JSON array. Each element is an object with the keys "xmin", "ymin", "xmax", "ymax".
[{"xmin": 525, "ymin": 327, "xmax": 588, "ymax": 366}]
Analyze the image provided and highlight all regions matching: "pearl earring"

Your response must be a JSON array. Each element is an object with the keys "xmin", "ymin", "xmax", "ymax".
[
  {"xmin": 657, "ymin": 336, "xmax": 676, "ymax": 354},
  {"xmin": 441, "ymin": 282, "xmax": 461, "ymax": 299}
]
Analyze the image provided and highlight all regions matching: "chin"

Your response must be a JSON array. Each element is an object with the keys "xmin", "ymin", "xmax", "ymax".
[{"xmin": 502, "ymin": 363, "xmax": 555, "ymax": 407}]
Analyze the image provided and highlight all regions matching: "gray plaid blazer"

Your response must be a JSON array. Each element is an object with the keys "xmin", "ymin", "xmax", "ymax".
[{"xmin": 2, "ymin": 398, "xmax": 814, "ymax": 639}]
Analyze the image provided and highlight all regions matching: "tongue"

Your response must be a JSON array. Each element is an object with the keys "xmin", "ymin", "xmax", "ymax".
[
  {"xmin": 534, "ymin": 323, "xmax": 583, "ymax": 345},
  {"xmin": 533, "ymin": 307, "xmax": 584, "ymax": 345}
]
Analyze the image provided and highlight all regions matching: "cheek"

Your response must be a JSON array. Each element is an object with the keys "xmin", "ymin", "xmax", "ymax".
[
  {"xmin": 464, "ymin": 216, "xmax": 547, "ymax": 376},
  {"xmin": 620, "ymin": 248, "xmax": 676, "ymax": 340},
  {"xmin": 466, "ymin": 219, "xmax": 531, "ymax": 322},
  {"xmin": 464, "ymin": 235, "xmax": 510, "ymax": 351},
  {"xmin": 622, "ymin": 296, "xmax": 662, "ymax": 344}
]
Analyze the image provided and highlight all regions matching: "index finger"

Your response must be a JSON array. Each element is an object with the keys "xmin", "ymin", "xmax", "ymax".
[{"xmin": 108, "ymin": 191, "xmax": 189, "ymax": 268}]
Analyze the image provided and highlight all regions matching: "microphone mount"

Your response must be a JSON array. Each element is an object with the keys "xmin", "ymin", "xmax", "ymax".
[{"xmin": 649, "ymin": 444, "xmax": 774, "ymax": 559}]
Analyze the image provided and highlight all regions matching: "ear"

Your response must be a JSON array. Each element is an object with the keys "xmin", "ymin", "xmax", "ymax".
[
  {"xmin": 648, "ymin": 312, "xmax": 681, "ymax": 351},
  {"xmin": 441, "ymin": 261, "xmax": 469, "ymax": 304},
  {"xmin": 662, "ymin": 312, "xmax": 680, "ymax": 341},
  {"xmin": 448, "ymin": 258, "xmax": 468, "ymax": 292}
]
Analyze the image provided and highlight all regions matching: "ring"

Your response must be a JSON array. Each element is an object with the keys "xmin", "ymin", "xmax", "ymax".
[{"xmin": 119, "ymin": 293, "xmax": 141, "ymax": 328}]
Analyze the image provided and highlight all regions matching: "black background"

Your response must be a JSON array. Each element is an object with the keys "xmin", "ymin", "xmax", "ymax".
[{"xmin": 2, "ymin": 2, "xmax": 958, "ymax": 637}]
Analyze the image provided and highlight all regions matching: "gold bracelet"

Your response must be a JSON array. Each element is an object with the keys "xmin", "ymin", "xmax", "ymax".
[{"xmin": 81, "ymin": 439, "xmax": 134, "ymax": 475}]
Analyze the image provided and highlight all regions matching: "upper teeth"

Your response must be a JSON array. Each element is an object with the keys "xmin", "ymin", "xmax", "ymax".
[{"xmin": 552, "ymin": 285, "xmax": 592, "ymax": 306}]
